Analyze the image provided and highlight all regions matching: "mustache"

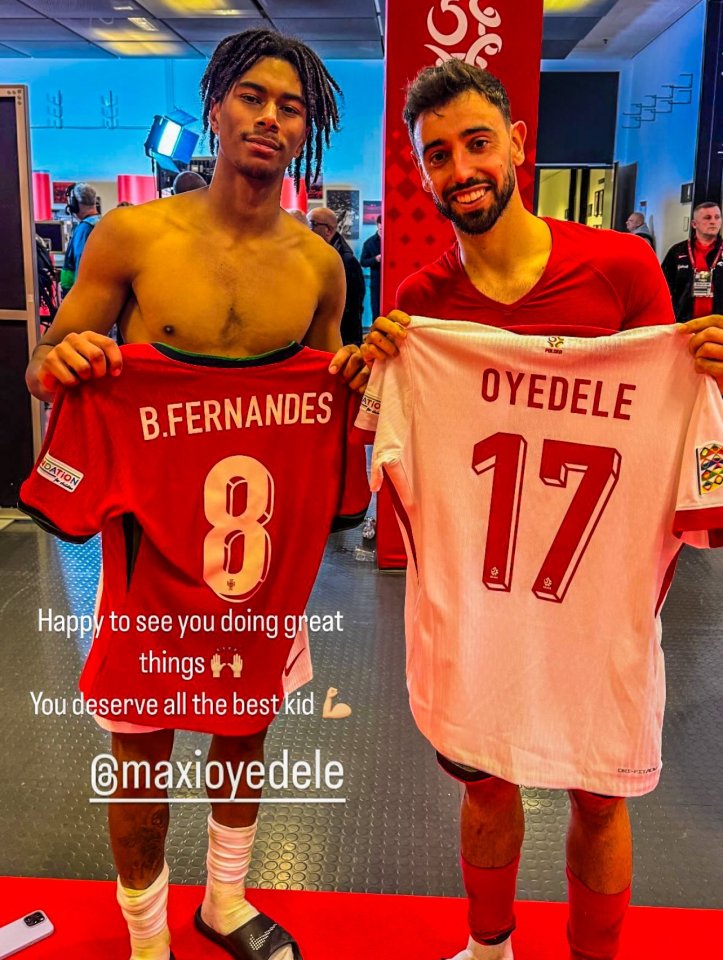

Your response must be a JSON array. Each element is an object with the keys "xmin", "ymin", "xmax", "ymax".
[
  {"xmin": 242, "ymin": 133, "xmax": 282, "ymax": 149},
  {"xmin": 443, "ymin": 179, "xmax": 495, "ymax": 204}
]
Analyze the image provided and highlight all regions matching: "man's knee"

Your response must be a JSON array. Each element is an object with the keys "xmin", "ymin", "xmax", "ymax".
[
  {"xmin": 466, "ymin": 774, "xmax": 519, "ymax": 809},
  {"xmin": 569, "ymin": 789, "xmax": 625, "ymax": 824},
  {"xmin": 436, "ymin": 753, "xmax": 518, "ymax": 804},
  {"xmin": 112, "ymin": 728, "xmax": 175, "ymax": 765},
  {"xmin": 210, "ymin": 728, "xmax": 268, "ymax": 760}
]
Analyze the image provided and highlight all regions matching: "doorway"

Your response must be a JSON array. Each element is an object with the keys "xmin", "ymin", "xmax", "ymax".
[{"xmin": 535, "ymin": 167, "xmax": 615, "ymax": 229}]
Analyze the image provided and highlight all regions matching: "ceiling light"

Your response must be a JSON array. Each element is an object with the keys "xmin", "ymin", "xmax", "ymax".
[
  {"xmin": 544, "ymin": 0, "xmax": 600, "ymax": 11},
  {"xmin": 128, "ymin": 17, "xmax": 159, "ymax": 31}
]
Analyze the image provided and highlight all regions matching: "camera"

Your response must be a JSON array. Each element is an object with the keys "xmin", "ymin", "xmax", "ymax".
[{"xmin": 23, "ymin": 913, "xmax": 46, "ymax": 927}]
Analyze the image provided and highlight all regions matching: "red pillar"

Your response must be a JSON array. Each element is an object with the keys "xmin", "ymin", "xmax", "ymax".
[
  {"xmin": 32, "ymin": 172, "xmax": 52, "ymax": 221},
  {"xmin": 281, "ymin": 176, "xmax": 309, "ymax": 212},
  {"xmin": 117, "ymin": 174, "xmax": 157, "ymax": 205},
  {"xmin": 377, "ymin": 0, "xmax": 544, "ymax": 569}
]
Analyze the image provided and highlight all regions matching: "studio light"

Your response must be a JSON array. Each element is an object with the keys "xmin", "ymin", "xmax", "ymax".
[{"xmin": 144, "ymin": 109, "xmax": 200, "ymax": 173}]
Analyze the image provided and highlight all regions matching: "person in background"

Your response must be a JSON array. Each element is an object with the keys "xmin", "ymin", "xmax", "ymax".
[
  {"xmin": 361, "ymin": 214, "xmax": 382, "ymax": 320},
  {"xmin": 289, "ymin": 208, "xmax": 310, "ymax": 227},
  {"xmin": 309, "ymin": 206, "xmax": 365, "ymax": 345},
  {"xmin": 35, "ymin": 235, "xmax": 58, "ymax": 325},
  {"xmin": 172, "ymin": 169, "xmax": 208, "ymax": 194},
  {"xmin": 661, "ymin": 201, "xmax": 723, "ymax": 322},
  {"xmin": 117, "ymin": 201, "xmax": 134, "ymax": 208},
  {"xmin": 625, "ymin": 211, "xmax": 655, "ymax": 250},
  {"xmin": 61, "ymin": 182, "xmax": 100, "ymax": 296}
]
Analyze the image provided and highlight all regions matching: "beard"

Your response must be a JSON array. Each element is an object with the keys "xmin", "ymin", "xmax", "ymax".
[
  {"xmin": 234, "ymin": 150, "xmax": 286, "ymax": 183},
  {"xmin": 233, "ymin": 158, "xmax": 279, "ymax": 182},
  {"xmin": 229, "ymin": 134, "xmax": 288, "ymax": 182},
  {"xmin": 433, "ymin": 164, "xmax": 516, "ymax": 235}
]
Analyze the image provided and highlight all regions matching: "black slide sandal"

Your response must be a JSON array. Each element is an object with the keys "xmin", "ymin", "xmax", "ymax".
[{"xmin": 194, "ymin": 906, "xmax": 302, "ymax": 960}]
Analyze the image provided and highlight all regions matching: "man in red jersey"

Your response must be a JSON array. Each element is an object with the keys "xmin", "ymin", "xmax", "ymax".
[
  {"xmin": 24, "ymin": 29, "xmax": 367, "ymax": 960},
  {"xmin": 363, "ymin": 60, "xmax": 723, "ymax": 960}
]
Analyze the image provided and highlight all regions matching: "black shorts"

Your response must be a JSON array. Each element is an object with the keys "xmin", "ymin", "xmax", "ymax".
[
  {"xmin": 436, "ymin": 751, "xmax": 495, "ymax": 783},
  {"xmin": 435, "ymin": 752, "xmax": 615, "ymax": 798}
]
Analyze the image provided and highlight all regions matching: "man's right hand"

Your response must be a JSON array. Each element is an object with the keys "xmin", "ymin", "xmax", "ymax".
[
  {"xmin": 28, "ymin": 331, "xmax": 123, "ymax": 401},
  {"xmin": 362, "ymin": 309, "xmax": 411, "ymax": 365}
]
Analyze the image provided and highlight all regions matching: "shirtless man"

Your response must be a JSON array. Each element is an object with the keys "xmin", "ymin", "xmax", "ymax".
[{"xmin": 26, "ymin": 29, "xmax": 366, "ymax": 960}]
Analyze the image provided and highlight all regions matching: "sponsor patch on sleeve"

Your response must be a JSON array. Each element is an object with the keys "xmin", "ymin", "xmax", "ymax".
[
  {"xmin": 696, "ymin": 442, "xmax": 723, "ymax": 495},
  {"xmin": 37, "ymin": 453, "xmax": 84, "ymax": 492},
  {"xmin": 360, "ymin": 392, "xmax": 381, "ymax": 418}
]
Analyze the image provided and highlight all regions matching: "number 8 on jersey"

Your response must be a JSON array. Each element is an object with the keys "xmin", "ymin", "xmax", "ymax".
[{"xmin": 203, "ymin": 455, "xmax": 274, "ymax": 602}]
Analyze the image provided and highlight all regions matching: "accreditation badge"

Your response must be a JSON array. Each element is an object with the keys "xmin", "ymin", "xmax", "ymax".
[{"xmin": 693, "ymin": 270, "xmax": 713, "ymax": 298}]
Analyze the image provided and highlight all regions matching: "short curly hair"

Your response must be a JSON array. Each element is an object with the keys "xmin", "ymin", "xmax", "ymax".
[{"xmin": 403, "ymin": 60, "xmax": 511, "ymax": 148}]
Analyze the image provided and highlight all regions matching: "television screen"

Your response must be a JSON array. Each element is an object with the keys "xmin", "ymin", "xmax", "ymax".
[{"xmin": 35, "ymin": 221, "xmax": 66, "ymax": 253}]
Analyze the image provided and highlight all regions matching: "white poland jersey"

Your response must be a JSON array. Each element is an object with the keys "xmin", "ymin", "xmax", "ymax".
[{"xmin": 356, "ymin": 320, "xmax": 723, "ymax": 797}]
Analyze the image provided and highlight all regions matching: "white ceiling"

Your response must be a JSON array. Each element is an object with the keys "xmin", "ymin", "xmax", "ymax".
[
  {"xmin": 0, "ymin": 0, "xmax": 704, "ymax": 59},
  {"xmin": 576, "ymin": 0, "xmax": 702, "ymax": 57}
]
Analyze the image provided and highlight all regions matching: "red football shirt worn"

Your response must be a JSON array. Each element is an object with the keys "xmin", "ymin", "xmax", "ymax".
[
  {"xmin": 20, "ymin": 343, "xmax": 370, "ymax": 735},
  {"xmin": 396, "ymin": 219, "xmax": 675, "ymax": 336},
  {"xmin": 692, "ymin": 239, "xmax": 717, "ymax": 318}
]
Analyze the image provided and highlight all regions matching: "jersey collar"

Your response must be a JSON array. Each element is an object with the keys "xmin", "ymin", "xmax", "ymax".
[{"xmin": 150, "ymin": 341, "xmax": 303, "ymax": 368}]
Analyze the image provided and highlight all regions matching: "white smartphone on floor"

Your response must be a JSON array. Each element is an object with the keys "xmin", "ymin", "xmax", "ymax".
[{"xmin": 0, "ymin": 912, "xmax": 54, "ymax": 958}]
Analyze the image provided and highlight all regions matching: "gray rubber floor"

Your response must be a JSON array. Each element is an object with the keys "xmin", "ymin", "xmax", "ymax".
[{"xmin": 0, "ymin": 520, "xmax": 721, "ymax": 908}]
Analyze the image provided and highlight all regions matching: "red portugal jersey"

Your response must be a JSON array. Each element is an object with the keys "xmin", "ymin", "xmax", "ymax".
[
  {"xmin": 357, "ymin": 321, "xmax": 723, "ymax": 797},
  {"xmin": 396, "ymin": 219, "xmax": 675, "ymax": 336},
  {"xmin": 20, "ymin": 343, "xmax": 370, "ymax": 735}
]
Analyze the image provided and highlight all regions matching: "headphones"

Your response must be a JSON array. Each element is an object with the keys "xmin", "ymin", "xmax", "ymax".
[
  {"xmin": 66, "ymin": 183, "xmax": 101, "ymax": 217},
  {"xmin": 65, "ymin": 184, "xmax": 80, "ymax": 217}
]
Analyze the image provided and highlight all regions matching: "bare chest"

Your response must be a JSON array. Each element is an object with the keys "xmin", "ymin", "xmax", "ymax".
[{"xmin": 123, "ymin": 241, "xmax": 320, "ymax": 355}]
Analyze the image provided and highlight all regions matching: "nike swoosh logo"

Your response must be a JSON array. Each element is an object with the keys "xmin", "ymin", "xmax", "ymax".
[
  {"xmin": 249, "ymin": 924, "xmax": 277, "ymax": 950},
  {"xmin": 283, "ymin": 650, "xmax": 304, "ymax": 677}
]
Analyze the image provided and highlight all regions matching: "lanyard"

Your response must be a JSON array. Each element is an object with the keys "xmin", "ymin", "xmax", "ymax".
[{"xmin": 687, "ymin": 238, "xmax": 722, "ymax": 271}]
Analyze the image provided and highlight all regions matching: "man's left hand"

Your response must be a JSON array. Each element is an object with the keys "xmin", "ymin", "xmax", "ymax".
[
  {"xmin": 329, "ymin": 343, "xmax": 370, "ymax": 394},
  {"xmin": 684, "ymin": 314, "xmax": 723, "ymax": 392}
]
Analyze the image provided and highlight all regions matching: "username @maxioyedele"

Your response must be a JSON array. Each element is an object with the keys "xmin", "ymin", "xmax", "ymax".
[{"xmin": 90, "ymin": 748, "xmax": 344, "ymax": 800}]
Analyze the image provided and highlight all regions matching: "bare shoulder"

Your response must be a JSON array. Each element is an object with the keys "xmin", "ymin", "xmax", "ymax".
[
  {"xmin": 88, "ymin": 200, "xmax": 164, "ymax": 254},
  {"xmin": 99, "ymin": 191, "xmax": 206, "ymax": 236},
  {"xmin": 291, "ymin": 216, "xmax": 344, "ymax": 283},
  {"xmin": 89, "ymin": 192, "xmax": 210, "ymax": 273}
]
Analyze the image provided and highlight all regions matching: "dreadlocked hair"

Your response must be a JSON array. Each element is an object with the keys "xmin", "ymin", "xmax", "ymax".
[{"xmin": 200, "ymin": 29, "xmax": 342, "ymax": 190}]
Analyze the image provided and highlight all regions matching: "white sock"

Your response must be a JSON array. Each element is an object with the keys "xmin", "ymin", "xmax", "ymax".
[
  {"xmin": 449, "ymin": 934, "xmax": 514, "ymax": 960},
  {"xmin": 116, "ymin": 862, "xmax": 171, "ymax": 960},
  {"xmin": 202, "ymin": 815, "xmax": 293, "ymax": 960}
]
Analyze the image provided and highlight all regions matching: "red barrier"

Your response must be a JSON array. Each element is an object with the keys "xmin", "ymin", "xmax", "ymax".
[
  {"xmin": 281, "ymin": 176, "xmax": 308, "ymax": 212},
  {"xmin": 117, "ymin": 174, "xmax": 157, "ymax": 205},
  {"xmin": 32, "ymin": 171, "xmax": 52, "ymax": 221}
]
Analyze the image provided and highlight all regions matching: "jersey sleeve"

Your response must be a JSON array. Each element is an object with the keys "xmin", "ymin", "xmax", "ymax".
[
  {"xmin": 332, "ymin": 392, "xmax": 371, "ymax": 531},
  {"xmin": 673, "ymin": 375, "xmax": 723, "ymax": 547},
  {"xmin": 354, "ymin": 346, "xmax": 413, "ymax": 492},
  {"xmin": 18, "ymin": 385, "xmax": 120, "ymax": 542}
]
